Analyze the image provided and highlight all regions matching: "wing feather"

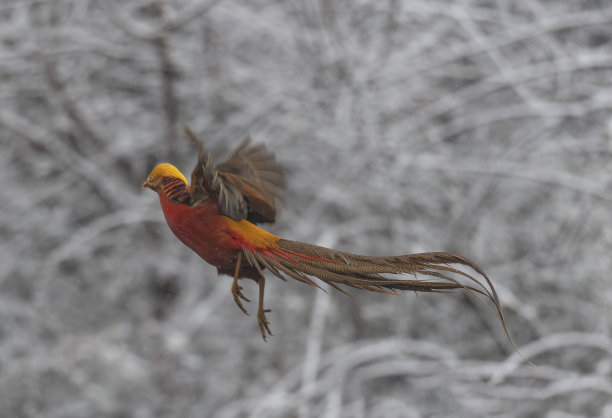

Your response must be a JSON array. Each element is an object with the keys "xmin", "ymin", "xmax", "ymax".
[{"xmin": 185, "ymin": 127, "xmax": 286, "ymax": 223}]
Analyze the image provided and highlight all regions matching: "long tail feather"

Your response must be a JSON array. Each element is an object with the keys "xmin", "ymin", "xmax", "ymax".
[{"xmin": 244, "ymin": 239, "xmax": 528, "ymax": 362}]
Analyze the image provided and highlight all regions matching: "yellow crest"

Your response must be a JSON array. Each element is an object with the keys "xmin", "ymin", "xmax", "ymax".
[{"xmin": 148, "ymin": 163, "xmax": 188, "ymax": 185}]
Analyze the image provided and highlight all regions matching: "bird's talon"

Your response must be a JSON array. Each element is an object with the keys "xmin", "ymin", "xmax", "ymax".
[
  {"xmin": 233, "ymin": 295, "xmax": 250, "ymax": 316},
  {"xmin": 235, "ymin": 285, "xmax": 250, "ymax": 302},
  {"xmin": 239, "ymin": 292, "xmax": 250, "ymax": 303},
  {"xmin": 232, "ymin": 282, "xmax": 250, "ymax": 316},
  {"xmin": 257, "ymin": 309, "xmax": 273, "ymax": 340}
]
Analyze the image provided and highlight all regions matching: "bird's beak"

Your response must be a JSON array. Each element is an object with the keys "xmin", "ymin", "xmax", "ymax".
[{"xmin": 142, "ymin": 180, "xmax": 152, "ymax": 189}]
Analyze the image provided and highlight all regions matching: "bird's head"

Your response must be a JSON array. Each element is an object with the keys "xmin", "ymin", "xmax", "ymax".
[{"xmin": 142, "ymin": 163, "xmax": 188, "ymax": 193}]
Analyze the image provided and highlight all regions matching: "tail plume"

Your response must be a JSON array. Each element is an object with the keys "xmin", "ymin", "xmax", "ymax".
[{"xmin": 243, "ymin": 239, "xmax": 526, "ymax": 360}]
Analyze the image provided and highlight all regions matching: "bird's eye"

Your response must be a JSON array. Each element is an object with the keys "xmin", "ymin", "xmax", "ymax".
[{"xmin": 148, "ymin": 176, "xmax": 154, "ymax": 181}]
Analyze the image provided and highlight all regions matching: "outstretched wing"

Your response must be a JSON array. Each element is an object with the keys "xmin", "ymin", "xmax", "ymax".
[{"xmin": 185, "ymin": 127, "xmax": 286, "ymax": 223}]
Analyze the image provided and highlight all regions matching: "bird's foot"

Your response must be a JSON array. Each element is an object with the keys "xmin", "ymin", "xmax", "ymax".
[
  {"xmin": 257, "ymin": 308, "xmax": 273, "ymax": 341},
  {"xmin": 231, "ymin": 279, "xmax": 250, "ymax": 316}
]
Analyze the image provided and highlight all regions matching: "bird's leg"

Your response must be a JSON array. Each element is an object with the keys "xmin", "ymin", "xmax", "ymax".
[
  {"xmin": 231, "ymin": 251, "xmax": 250, "ymax": 315},
  {"xmin": 256, "ymin": 277, "xmax": 272, "ymax": 341}
]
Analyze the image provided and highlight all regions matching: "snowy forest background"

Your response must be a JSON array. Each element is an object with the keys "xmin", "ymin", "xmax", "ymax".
[{"xmin": 2, "ymin": 0, "xmax": 612, "ymax": 417}]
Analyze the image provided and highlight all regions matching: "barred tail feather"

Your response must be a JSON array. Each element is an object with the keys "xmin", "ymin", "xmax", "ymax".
[{"xmin": 243, "ymin": 238, "xmax": 527, "ymax": 361}]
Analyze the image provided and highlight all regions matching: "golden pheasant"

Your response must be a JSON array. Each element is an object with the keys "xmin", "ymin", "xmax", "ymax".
[{"xmin": 143, "ymin": 128, "xmax": 519, "ymax": 355}]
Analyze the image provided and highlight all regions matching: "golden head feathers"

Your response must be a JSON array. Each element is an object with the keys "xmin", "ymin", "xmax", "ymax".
[{"xmin": 147, "ymin": 163, "xmax": 188, "ymax": 185}]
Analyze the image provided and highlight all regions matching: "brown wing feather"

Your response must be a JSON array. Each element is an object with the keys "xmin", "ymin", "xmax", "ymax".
[
  {"xmin": 185, "ymin": 127, "xmax": 286, "ymax": 223},
  {"xmin": 217, "ymin": 136, "xmax": 286, "ymax": 223}
]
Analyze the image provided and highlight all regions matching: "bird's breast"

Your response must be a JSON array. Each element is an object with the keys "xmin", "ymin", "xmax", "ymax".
[{"xmin": 159, "ymin": 198, "xmax": 239, "ymax": 268}]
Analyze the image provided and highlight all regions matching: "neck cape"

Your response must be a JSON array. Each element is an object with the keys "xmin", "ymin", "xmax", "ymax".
[{"xmin": 161, "ymin": 177, "xmax": 191, "ymax": 204}]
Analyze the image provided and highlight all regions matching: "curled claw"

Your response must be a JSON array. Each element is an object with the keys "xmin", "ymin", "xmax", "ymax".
[
  {"xmin": 231, "ymin": 280, "xmax": 250, "ymax": 316},
  {"xmin": 258, "ymin": 308, "xmax": 272, "ymax": 341},
  {"xmin": 255, "ymin": 276, "xmax": 273, "ymax": 341},
  {"xmin": 231, "ymin": 252, "xmax": 250, "ymax": 315}
]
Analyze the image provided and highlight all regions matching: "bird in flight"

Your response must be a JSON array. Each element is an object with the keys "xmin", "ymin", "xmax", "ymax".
[{"xmin": 143, "ymin": 128, "xmax": 519, "ymax": 356}]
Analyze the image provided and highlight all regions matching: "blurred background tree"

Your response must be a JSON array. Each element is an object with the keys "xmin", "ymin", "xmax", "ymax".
[{"xmin": 1, "ymin": 0, "xmax": 612, "ymax": 416}]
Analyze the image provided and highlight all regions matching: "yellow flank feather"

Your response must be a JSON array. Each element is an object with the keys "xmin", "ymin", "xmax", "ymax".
[
  {"xmin": 225, "ymin": 218, "xmax": 280, "ymax": 249},
  {"xmin": 149, "ymin": 163, "xmax": 188, "ymax": 185}
]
